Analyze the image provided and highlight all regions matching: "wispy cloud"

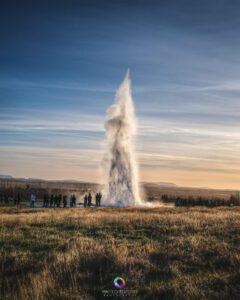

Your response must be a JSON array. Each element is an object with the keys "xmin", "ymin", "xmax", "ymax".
[{"xmin": 0, "ymin": 78, "xmax": 116, "ymax": 93}]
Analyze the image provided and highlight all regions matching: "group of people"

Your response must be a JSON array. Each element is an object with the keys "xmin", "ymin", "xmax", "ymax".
[
  {"xmin": 174, "ymin": 197, "xmax": 240, "ymax": 207},
  {"xmin": 83, "ymin": 192, "xmax": 102, "ymax": 207},
  {"xmin": 0, "ymin": 191, "xmax": 103, "ymax": 208},
  {"xmin": 42, "ymin": 194, "xmax": 76, "ymax": 208},
  {"xmin": 161, "ymin": 193, "xmax": 240, "ymax": 207},
  {"xmin": 0, "ymin": 194, "xmax": 21, "ymax": 205},
  {"xmin": 41, "ymin": 192, "xmax": 102, "ymax": 208}
]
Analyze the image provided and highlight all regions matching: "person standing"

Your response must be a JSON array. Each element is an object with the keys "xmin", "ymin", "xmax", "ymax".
[
  {"xmin": 84, "ymin": 194, "xmax": 88, "ymax": 208},
  {"xmin": 46, "ymin": 194, "xmax": 49, "ymax": 207},
  {"xmin": 17, "ymin": 193, "xmax": 21, "ymax": 206},
  {"xmin": 98, "ymin": 192, "xmax": 102, "ymax": 207},
  {"xmin": 63, "ymin": 195, "xmax": 67, "ymax": 208},
  {"xmin": 70, "ymin": 195, "xmax": 73, "ymax": 207},
  {"xmin": 72, "ymin": 194, "xmax": 76, "ymax": 207},
  {"xmin": 54, "ymin": 195, "xmax": 58, "ymax": 207},
  {"xmin": 43, "ymin": 194, "xmax": 48, "ymax": 207},
  {"xmin": 87, "ymin": 193, "xmax": 92, "ymax": 207},
  {"xmin": 4, "ymin": 195, "xmax": 8, "ymax": 204},
  {"xmin": 57, "ymin": 194, "xmax": 62, "ymax": 207},
  {"xmin": 50, "ymin": 195, "xmax": 54, "ymax": 207},
  {"xmin": 30, "ymin": 193, "xmax": 36, "ymax": 207},
  {"xmin": 95, "ymin": 193, "xmax": 99, "ymax": 207}
]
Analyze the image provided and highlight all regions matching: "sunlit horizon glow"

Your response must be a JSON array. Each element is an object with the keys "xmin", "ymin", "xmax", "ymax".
[{"xmin": 0, "ymin": 1, "xmax": 240, "ymax": 190}]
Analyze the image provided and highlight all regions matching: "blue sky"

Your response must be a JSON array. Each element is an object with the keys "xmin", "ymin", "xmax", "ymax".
[{"xmin": 0, "ymin": 0, "xmax": 240, "ymax": 188}]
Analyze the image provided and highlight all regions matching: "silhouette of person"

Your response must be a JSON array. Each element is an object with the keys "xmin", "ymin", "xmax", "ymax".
[
  {"xmin": 57, "ymin": 194, "xmax": 62, "ymax": 207},
  {"xmin": 50, "ymin": 195, "xmax": 54, "ymax": 207},
  {"xmin": 84, "ymin": 194, "xmax": 88, "ymax": 208},
  {"xmin": 63, "ymin": 195, "xmax": 67, "ymax": 208},
  {"xmin": 30, "ymin": 193, "xmax": 36, "ymax": 207},
  {"xmin": 72, "ymin": 194, "xmax": 76, "ymax": 207},
  {"xmin": 98, "ymin": 192, "xmax": 102, "ymax": 207},
  {"xmin": 17, "ymin": 193, "xmax": 21, "ymax": 205},
  {"xmin": 54, "ymin": 195, "xmax": 58, "ymax": 207},
  {"xmin": 95, "ymin": 193, "xmax": 99, "ymax": 207},
  {"xmin": 87, "ymin": 193, "xmax": 92, "ymax": 207},
  {"xmin": 43, "ymin": 194, "xmax": 48, "ymax": 207}
]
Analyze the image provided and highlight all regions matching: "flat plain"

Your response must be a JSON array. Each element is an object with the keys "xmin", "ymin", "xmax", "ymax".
[{"xmin": 1, "ymin": 206, "xmax": 240, "ymax": 300}]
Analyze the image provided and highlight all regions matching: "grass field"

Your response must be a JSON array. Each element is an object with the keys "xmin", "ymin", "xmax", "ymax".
[{"xmin": 1, "ymin": 206, "xmax": 240, "ymax": 300}]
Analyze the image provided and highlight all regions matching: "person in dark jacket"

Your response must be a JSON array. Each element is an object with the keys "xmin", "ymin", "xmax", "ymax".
[
  {"xmin": 98, "ymin": 192, "xmax": 102, "ymax": 207},
  {"xmin": 17, "ymin": 193, "xmax": 21, "ymax": 205},
  {"xmin": 84, "ymin": 194, "xmax": 88, "ymax": 208},
  {"xmin": 63, "ymin": 195, "xmax": 67, "ymax": 208},
  {"xmin": 4, "ymin": 195, "xmax": 9, "ymax": 204},
  {"xmin": 14, "ymin": 195, "xmax": 17, "ymax": 205},
  {"xmin": 95, "ymin": 192, "xmax": 102, "ymax": 207},
  {"xmin": 50, "ymin": 195, "xmax": 54, "ymax": 207},
  {"xmin": 87, "ymin": 193, "xmax": 92, "ymax": 207},
  {"xmin": 46, "ymin": 194, "xmax": 49, "ymax": 207},
  {"xmin": 43, "ymin": 194, "xmax": 48, "ymax": 207},
  {"xmin": 72, "ymin": 194, "xmax": 76, "ymax": 207},
  {"xmin": 95, "ymin": 193, "xmax": 99, "ymax": 207},
  {"xmin": 54, "ymin": 195, "xmax": 58, "ymax": 207},
  {"xmin": 57, "ymin": 194, "xmax": 62, "ymax": 207}
]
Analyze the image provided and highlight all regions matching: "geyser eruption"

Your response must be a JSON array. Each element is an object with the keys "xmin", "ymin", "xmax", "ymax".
[{"xmin": 103, "ymin": 70, "xmax": 142, "ymax": 206}]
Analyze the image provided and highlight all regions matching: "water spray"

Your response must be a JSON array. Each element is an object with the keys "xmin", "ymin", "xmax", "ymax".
[{"xmin": 103, "ymin": 70, "xmax": 142, "ymax": 206}]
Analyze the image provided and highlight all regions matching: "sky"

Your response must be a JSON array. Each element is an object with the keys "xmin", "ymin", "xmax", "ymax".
[{"xmin": 0, "ymin": 0, "xmax": 240, "ymax": 189}]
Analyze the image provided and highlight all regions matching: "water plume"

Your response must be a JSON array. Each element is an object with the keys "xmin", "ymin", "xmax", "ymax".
[{"xmin": 103, "ymin": 70, "xmax": 142, "ymax": 206}]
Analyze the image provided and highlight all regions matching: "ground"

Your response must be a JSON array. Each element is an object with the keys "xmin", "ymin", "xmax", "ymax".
[{"xmin": 0, "ymin": 206, "xmax": 240, "ymax": 300}]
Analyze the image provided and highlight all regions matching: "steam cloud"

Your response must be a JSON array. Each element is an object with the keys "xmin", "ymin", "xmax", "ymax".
[{"xmin": 103, "ymin": 70, "xmax": 142, "ymax": 206}]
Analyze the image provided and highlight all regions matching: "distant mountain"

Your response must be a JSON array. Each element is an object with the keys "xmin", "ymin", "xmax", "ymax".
[
  {"xmin": 54, "ymin": 179, "xmax": 85, "ymax": 183},
  {"xmin": 0, "ymin": 176, "xmax": 92, "ymax": 184},
  {"xmin": 143, "ymin": 182, "xmax": 177, "ymax": 188},
  {"xmin": 0, "ymin": 175, "xmax": 13, "ymax": 179},
  {"xmin": 0, "ymin": 176, "xmax": 176, "ymax": 188}
]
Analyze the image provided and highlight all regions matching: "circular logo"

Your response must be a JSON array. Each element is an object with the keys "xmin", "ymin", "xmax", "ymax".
[{"xmin": 114, "ymin": 277, "xmax": 126, "ymax": 289}]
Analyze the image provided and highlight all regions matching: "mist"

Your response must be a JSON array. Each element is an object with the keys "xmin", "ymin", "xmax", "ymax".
[{"xmin": 102, "ymin": 71, "xmax": 142, "ymax": 206}]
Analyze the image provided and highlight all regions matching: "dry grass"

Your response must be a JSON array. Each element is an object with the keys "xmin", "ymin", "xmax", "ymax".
[{"xmin": 1, "ymin": 206, "xmax": 240, "ymax": 299}]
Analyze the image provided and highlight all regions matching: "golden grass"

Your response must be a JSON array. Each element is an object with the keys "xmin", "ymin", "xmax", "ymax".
[{"xmin": 0, "ymin": 206, "xmax": 240, "ymax": 299}]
